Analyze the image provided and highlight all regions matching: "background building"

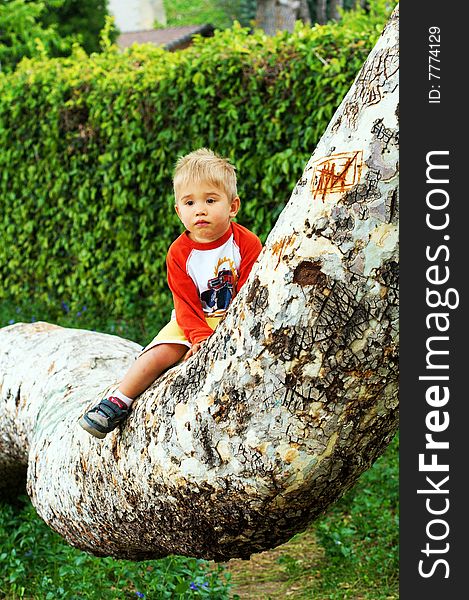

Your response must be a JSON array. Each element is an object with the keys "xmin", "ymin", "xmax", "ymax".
[{"xmin": 108, "ymin": 0, "xmax": 166, "ymax": 33}]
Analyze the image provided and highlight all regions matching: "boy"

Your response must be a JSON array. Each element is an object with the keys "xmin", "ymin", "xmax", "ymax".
[{"xmin": 79, "ymin": 148, "xmax": 262, "ymax": 438}]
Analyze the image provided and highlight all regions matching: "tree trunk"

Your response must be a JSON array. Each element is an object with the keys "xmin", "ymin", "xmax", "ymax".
[
  {"xmin": 0, "ymin": 6, "xmax": 399, "ymax": 562},
  {"xmin": 329, "ymin": 0, "xmax": 343, "ymax": 21},
  {"xmin": 255, "ymin": 0, "xmax": 311, "ymax": 34},
  {"xmin": 298, "ymin": 0, "xmax": 312, "ymax": 24},
  {"xmin": 315, "ymin": 0, "xmax": 328, "ymax": 24}
]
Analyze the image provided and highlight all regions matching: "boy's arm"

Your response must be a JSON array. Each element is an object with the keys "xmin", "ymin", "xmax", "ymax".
[
  {"xmin": 236, "ymin": 229, "xmax": 263, "ymax": 290},
  {"xmin": 166, "ymin": 253, "xmax": 214, "ymax": 345}
]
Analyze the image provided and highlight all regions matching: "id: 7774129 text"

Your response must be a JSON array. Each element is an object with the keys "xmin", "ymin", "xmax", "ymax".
[{"xmin": 428, "ymin": 26, "xmax": 441, "ymax": 104}]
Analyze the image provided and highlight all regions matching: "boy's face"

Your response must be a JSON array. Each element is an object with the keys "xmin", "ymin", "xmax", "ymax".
[{"xmin": 175, "ymin": 180, "xmax": 240, "ymax": 244}]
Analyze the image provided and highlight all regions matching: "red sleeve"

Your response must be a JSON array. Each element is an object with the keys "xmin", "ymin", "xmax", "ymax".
[
  {"xmin": 234, "ymin": 223, "xmax": 263, "ymax": 290},
  {"xmin": 166, "ymin": 243, "xmax": 214, "ymax": 345}
]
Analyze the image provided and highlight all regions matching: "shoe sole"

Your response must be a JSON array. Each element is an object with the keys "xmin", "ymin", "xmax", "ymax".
[{"xmin": 78, "ymin": 415, "xmax": 107, "ymax": 439}]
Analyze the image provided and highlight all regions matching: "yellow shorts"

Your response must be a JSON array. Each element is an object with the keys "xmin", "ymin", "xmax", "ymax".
[{"xmin": 140, "ymin": 317, "xmax": 222, "ymax": 355}]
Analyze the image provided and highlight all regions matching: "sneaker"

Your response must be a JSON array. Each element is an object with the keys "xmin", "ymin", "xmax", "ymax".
[{"xmin": 79, "ymin": 396, "xmax": 129, "ymax": 439}]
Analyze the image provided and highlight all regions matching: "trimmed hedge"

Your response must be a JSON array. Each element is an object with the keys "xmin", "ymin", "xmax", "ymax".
[{"xmin": 0, "ymin": 9, "xmax": 391, "ymax": 333}]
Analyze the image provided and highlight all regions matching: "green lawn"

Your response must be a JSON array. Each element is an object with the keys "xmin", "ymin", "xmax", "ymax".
[
  {"xmin": 162, "ymin": 0, "xmax": 237, "ymax": 29},
  {"xmin": 310, "ymin": 434, "xmax": 399, "ymax": 599},
  {"xmin": 0, "ymin": 497, "xmax": 233, "ymax": 599}
]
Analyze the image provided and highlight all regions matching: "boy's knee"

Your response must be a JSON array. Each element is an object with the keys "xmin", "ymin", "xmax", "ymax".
[
  {"xmin": 142, "ymin": 344, "xmax": 165, "ymax": 363},
  {"xmin": 142, "ymin": 343, "xmax": 185, "ymax": 366}
]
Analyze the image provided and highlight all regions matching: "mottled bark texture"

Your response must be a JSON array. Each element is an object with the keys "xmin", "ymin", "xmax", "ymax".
[{"xmin": 0, "ymin": 6, "xmax": 399, "ymax": 561}]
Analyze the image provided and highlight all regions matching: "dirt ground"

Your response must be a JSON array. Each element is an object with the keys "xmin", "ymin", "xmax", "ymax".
[{"xmin": 223, "ymin": 527, "xmax": 323, "ymax": 600}]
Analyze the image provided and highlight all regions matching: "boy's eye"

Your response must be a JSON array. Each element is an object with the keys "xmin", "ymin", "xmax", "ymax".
[
  {"xmin": 207, "ymin": 198, "xmax": 215, "ymax": 203},
  {"xmin": 186, "ymin": 200, "xmax": 194, "ymax": 206}
]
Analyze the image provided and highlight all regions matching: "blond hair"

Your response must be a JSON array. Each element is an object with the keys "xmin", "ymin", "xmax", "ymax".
[{"xmin": 173, "ymin": 148, "xmax": 238, "ymax": 201}]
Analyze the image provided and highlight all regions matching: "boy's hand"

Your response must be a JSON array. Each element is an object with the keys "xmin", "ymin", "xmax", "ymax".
[{"xmin": 183, "ymin": 341, "xmax": 205, "ymax": 361}]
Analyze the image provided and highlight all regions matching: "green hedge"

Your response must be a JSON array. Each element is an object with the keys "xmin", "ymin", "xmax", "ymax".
[{"xmin": 0, "ymin": 8, "xmax": 392, "ymax": 332}]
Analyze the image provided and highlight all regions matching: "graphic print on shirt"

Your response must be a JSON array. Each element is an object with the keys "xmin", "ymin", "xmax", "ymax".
[
  {"xmin": 185, "ymin": 237, "xmax": 242, "ymax": 318},
  {"xmin": 200, "ymin": 257, "xmax": 238, "ymax": 315}
]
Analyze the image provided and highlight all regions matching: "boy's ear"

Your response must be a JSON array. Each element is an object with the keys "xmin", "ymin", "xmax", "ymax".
[
  {"xmin": 230, "ymin": 196, "xmax": 241, "ymax": 217},
  {"xmin": 174, "ymin": 203, "xmax": 181, "ymax": 218}
]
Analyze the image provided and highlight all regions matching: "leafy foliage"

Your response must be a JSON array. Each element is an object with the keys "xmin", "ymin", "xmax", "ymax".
[
  {"xmin": 0, "ymin": 3, "xmax": 394, "ymax": 338},
  {"xmin": 41, "ymin": 0, "xmax": 116, "ymax": 55},
  {"xmin": 0, "ymin": 0, "xmax": 116, "ymax": 73},
  {"xmin": 0, "ymin": 0, "xmax": 69, "ymax": 72}
]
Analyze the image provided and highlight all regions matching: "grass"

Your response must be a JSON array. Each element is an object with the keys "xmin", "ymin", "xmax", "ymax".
[
  {"xmin": 307, "ymin": 434, "xmax": 399, "ymax": 599},
  {"xmin": 162, "ymin": 0, "xmax": 256, "ymax": 30},
  {"xmin": 0, "ymin": 300, "xmax": 398, "ymax": 598},
  {"xmin": 162, "ymin": 0, "xmax": 234, "ymax": 29},
  {"xmin": 0, "ymin": 496, "xmax": 234, "ymax": 599}
]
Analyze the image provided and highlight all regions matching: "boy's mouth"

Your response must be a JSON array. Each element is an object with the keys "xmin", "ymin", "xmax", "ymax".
[{"xmin": 195, "ymin": 220, "xmax": 209, "ymax": 226}]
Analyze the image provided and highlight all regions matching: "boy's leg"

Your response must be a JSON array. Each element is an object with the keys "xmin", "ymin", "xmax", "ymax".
[
  {"xmin": 79, "ymin": 343, "xmax": 187, "ymax": 438},
  {"xmin": 118, "ymin": 343, "xmax": 188, "ymax": 399}
]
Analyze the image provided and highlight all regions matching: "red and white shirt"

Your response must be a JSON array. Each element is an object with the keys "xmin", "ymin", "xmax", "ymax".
[{"xmin": 166, "ymin": 222, "xmax": 262, "ymax": 344}]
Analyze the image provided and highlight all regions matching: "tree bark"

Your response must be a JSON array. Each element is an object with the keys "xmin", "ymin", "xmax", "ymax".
[
  {"xmin": 0, "ymin": 6, "xmax": 399, "ymax": 561},
  {"xmin": 255, "ymin": 0, "xmax": 311, "ymax": 35},
  {"xmin": 315, "ymin": 0, "xmax": 328, "ymax": 24},
  {"xmin": 298, "ymin": 0, "xmax": 312, "ymax": 24},
  {"xmin": 329, "ymin": 0, "xmax": 343, "ymax": 21}
]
